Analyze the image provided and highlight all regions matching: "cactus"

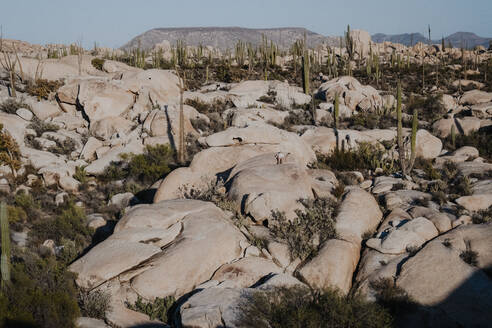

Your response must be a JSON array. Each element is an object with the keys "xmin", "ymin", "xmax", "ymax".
[
  {"xmin": 345, "ymin": 25, "xmax": 355, "ymax": 60},
  {"xmin": 302, "ymin": 53, "xmax": 310, "ymax": 94},
  {"xmin": 1, "ymin": 201, "xmax": 10, "ymax": 289},
  {"xmin": 409, "ymin": 109, "xmax": 418, "ymax": 170},
  {"xmin": 396, "ymin": 82, "xmax": 418, "ymax": 175},
  {"xmin": 334, "ymin": 93, "xmax": 340, "ymax": 129},
  {"xmin": 174, "ymin": 66, "xmax": 186, "ymax": 164},
  {"xmin": 396, "ymin": 82, "xmax": 406, "ymax": 174},
  {"xmin": 451, "ymin": 125, "xmax": 456, "ymax": 148}
]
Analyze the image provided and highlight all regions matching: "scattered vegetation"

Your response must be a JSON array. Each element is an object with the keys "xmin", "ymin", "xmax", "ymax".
[
  {"xmin": 460, "ymin": 241, "xmax": 479, "ymax": 266},
  {"xmin": 370, "ymin": 278, "xmax": 418, "ymax": 319},
  {"xmin": 27, "ymin": 118, "xmax": 59, "ymax": 136},
  {"xmin": 126, "ymin": 296, "xmax": 175, "ymax": 323},
  {"xmin": 26, "ymin": 79, "xmax": 63, "ymax": 100},
  {"xmin": 99, "ymin": 144, "xmax": 175, "ymax": 189},
  {"xmin": 0, "ymin": 124, "xmax": 22, "ymax": 177},
  {"xmin": 91, "ymin": 58, "xmax": 105, "ymax": 71},
  {"xmin": 270, "ymin": 197, "xmax": 338, "ymax": 261},
  {"xmin": 235, "ymin": 286, "xmax": 393, "ymax": 328},
  {"xmin": 0, "ymin": 248, "xmax": 80, "ymax": 328},
  {"xmin": 472, "ymin": 206, "xmax": 492, "ymax": 224},
  {"xmin": 183, "ymin": 180, "xmax": 237, "ymax": 214},
  {"xmin": 316, "ymin": 142, "xmax": 396, "ymax": 175},
  {"xmin": 444, "ymin": 127, "xmax": 492, "ymax": 160},
  {"xmin": 78, "ymin": 289, "xmax": 112, "ymax": 320},
  {"xmin": 0, "ymin": 98, "xmax": 31, "ymax": 114}
]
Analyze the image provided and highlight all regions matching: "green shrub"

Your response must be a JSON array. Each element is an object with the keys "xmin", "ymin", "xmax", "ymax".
[
  {"xmin": 270, "ymin": 197, "xmax": 338, "ymax": 261},
  {"xmin": 317, "ymin": 142, "xmax": 396, "ymax": 174},
  {"xmin": 472, "ymin": 206, "xmax": 492, "ymax": 224},
  {"xmin": 28, "ymin": 118, "xmax": 59, "ymax": 136},
  {"xmin": 405, "ymin": 93, "xmax": 445, "ymax": 122},
  {"xmin": 184, "ymin": 181, "xmax": 237, "ymax": 214},
  {"xmin": 460, "ymin": 241, "xmax": 479, "ymax": 266},
  {"xmin": 26, "ymin": 79, "xmax": 63, "ymax": 101},
  {"xmin": 7, "ymin": 205, "xmax": 27, "ymax": 224},
  {"xmin": 91, "ymin": 58, "xmax": 105, "ymax": 71},
  {"xmin": 78, "ymin": 289, "xmax": 112, "ymax": 320},
  {"xmin": 235, "ymin": 286, "xmax": 393, "ymax": 328},
  {"xmin": 444, "ymin": 127, "xmax": 492, "ymax": 160},
  {"xmin": 126, "ymin": 296, "xmax": 175, "ymax": 323},
  {"xmin": 46, "ymin": 137, "xmax": 77, "ymax": 155},
  {"xmin": 30, "ymin": 200, "xmax": 92, "ymax": 251},
  {"xmin": 370, "ymin": 278, "xmax": 418, "ymax": 318},
  {"xmin": 414, "ymin": 157, "xmax": 441, "ymax": 180},
  {"xmin": 100, "ymin": 144, "xmax": 175, "ymax": 187},
  {"xmin": 0, "ymin": 249, "xmax": 80, "ymax": 328},
  {"xmin": 0, "ymin": 98, "xmax": 31, "ymax": 114}
]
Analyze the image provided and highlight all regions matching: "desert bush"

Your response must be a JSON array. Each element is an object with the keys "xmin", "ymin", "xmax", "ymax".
[
  {"xmin": 0, "ymin": 124, "xmax": 22, "ymax": 177},
  {"xmin": 270, "ymin": 197, "xmax": 338, "ymax": 261},
  {"xmin": 46, "ymin": 137, "xmax": 77, "ymax": 155},
  {"xmin": 405, "ymin": 93, "xmax": 445, "ymax": 122},
  {"xmin": 281, "ymin": 109, "xmax": 313, "ymax": 128},
  {"xmin": 28, "ymin": 118, "xmax": 59, "ymax": 136},
  {"xmin": 0, "ymin": 249, "xmax": 80, "ymax": 328},
  {"xmin": 316, "ymin": 142, "xmax": 396, "ymax": 174},
  {"xmin": 183, "ymin": 180, "xmax": 237, "ymax": 213},
  {"xmin": 100, "ymin": 144, "xmax": 175, "ymax": 187},
  {"xmin": 14, "ymin": 192, "xmax": 41, "ymax": 220},
  {"xmin": 235, "ymin": 286, "xmax": 393, "ymax": 328},
  {"xmin": 460, "ymin": 241, "xmax": 479, "ymax": 266},
  {"xmin": 26, "ymin": 79, "xmax": 63, "ymax": 100},
  {"xmin": 7, "ymin": 205, "xmax": 27, "ymax": 224},
  {"xmin": 414, "ymin": 157, "xmax": 441, "ymax": 180},
  {"xmin": 91, "ymin": 58, "xmax": 105, "ymax": 71},
  {"xmin": 78, "ymin": 289, "xmax": 112, "ymax": 320},
  {"xmin": 370, "ymin": 278, "xmax": 418, "ymax": 317},
  {"xmin": 348, "ymin": 111, "xmax": 397, "ymax": 130},
  {"xmin": 0, "ymin": 98, "xmax": 31, "ymax": 114},
  {"xmin": 444, "ymin": 127, "xmax": 492, "ymax": 160},
  {"xmin": 257, "ymin": 89, "xmax": 277, "ymax": 104},
  {"xmin": 472, "ymin": 206, "xmax": 492, "ymax": 224},
  {"xmin": 126, "ymin": 296, "xmax": 175, "ymax": 323},
  {"xmin": 30, "ymin": 200, "xmax": 92, "ymax": 250}
]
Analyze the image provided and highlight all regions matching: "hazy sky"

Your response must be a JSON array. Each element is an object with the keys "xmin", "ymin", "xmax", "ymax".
[{"xmin": 1, "ymin": 0, "xmax": 491, "ymax": 48}]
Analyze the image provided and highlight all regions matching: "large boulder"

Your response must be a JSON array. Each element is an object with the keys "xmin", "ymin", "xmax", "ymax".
[
  {"xmin": 120, "ymin": 69, "xmax": 181, "ymax": 106},
  {"xmin": 459, "ymin": 90, "xmax": 492, "ymax": 106},
  {"xmin": 154, "ymin": 125, "xmax": 316, "ymax": 202},
  {"xmin": 317, "ymin": 76, "xmax": 382, "ymax": 112},
  {"xmin": 301, "ymin": 127, "xmax": 396, "ymax": 155},
  {"xmin": 70, "ymin": 199, "xmax": 246, "ymax": 298},
  {"xmin": 77, "ymin": 79, "xmax": 135, "ymax": 122},
  {"xmin": 395, "ymin": 224, "xmax": 492, "ymax": 327},
  {"xmin": 226, "ymin": 153, "xmax": 315, "ymax": 222}
]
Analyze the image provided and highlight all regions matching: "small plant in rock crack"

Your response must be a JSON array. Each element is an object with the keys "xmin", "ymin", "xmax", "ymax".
[
  {"xmin": 472, "ymin": 206, "xmax": 492, "ymax": 224},
  {"xmin": 442, "ymin": 238, "xmax": 452, "ymax": 248},
  {"xmin": 460, "ymin": 241, "xmax": 479, "ymax": 267},
  {"xmin": 183, "ymin": 180, "xmax": 237, "ymax": 214},
  {"xmin": 270, "ymin": 197, "xmax": 338, "ymax": 261},
  {"xmin": 126, "ymin": 295, "xmax": 175, "ymax": 323}
]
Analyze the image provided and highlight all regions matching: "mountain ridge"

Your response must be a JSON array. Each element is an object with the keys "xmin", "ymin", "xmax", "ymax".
[
  {"xmin": 122, "ymin": 27, "xmax": 492, "ymax": 51},
  {"xmin": 372, "ymin": 31, "xmax": 492, "ymax": 48}
]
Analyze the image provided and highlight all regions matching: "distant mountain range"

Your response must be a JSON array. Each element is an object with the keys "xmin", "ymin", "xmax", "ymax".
[
  {"xmin": 372, "ymin": 32, "xmax": 492, "ymax": 49},
  {"xmin": 122, "ymin": 27, "xmax": 492, "ymax": 51},
  {"xmin": 122, "ymin": 27, "xmax": 339, "ymax": 51}
]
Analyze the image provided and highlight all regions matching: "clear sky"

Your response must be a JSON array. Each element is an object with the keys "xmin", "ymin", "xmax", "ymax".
[{"xmin": 1, "ymin": 0, "xmax": 491, "ymax": 48}]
